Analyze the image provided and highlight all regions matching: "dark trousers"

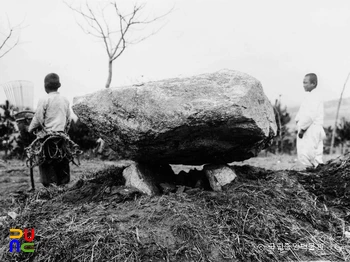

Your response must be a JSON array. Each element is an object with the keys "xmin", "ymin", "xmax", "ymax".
[{"xmin": 39, "ymin": 158, "xmax": 70, "ymax": 187}]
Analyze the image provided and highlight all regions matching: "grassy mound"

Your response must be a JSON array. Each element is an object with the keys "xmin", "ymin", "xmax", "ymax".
[
  {"xmin": 1, "ymin": 162, "xmax": 349, "ymax": 261},
  {"xmin": 296, "ymin": 152, "xmax": 350, "ymax": 211}
]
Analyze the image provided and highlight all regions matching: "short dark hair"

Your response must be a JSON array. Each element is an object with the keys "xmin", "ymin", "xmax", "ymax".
[
  {"xmin": 44, "ymin": 73, "xmax": 61, "ymax": 90},
  {"xmin": 305, "ymin": 73, "xmax": 317, "ymax": 87}
]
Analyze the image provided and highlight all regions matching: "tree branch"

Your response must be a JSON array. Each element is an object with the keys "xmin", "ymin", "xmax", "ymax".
[
  {"xmin": 0, "ymin": 21, "xmax": 21, "ymax": 59},
  {"xmin": 65, "ymin": 0, "xmax": 172, "ymax": 87}
]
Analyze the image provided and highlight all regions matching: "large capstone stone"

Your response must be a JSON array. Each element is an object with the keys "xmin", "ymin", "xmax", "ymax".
[{"xmin": 73, "ymin": 69, "xmax": 277, "ymax": 165}]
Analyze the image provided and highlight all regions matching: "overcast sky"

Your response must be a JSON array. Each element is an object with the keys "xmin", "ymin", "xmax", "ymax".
[{"xmin": 1, "ymin": 0, "xmax": 350, "ymax": 111}]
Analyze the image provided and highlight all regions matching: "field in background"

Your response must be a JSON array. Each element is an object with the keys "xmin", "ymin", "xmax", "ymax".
[
  {"xmin": 239, "ymin": 152, "xmax": 342, "ymax": 170},
  {"xmin": 171, "ymin": 152, "xmax": 342, "ymax": 174}
]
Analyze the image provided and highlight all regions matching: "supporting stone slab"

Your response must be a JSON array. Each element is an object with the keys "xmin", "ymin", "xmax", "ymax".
[
  {"xmin": 203, "ymin": 164, "xmax": 237, "ymax": 191},
  {"xmin": 122, "ymin": 162, "xmax": 160, "ymax": 196}
]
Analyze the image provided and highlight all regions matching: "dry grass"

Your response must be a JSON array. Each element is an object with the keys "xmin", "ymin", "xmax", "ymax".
[{"xmin": 1, "ymin": 157, "xmax": 349, "ymax": 262}]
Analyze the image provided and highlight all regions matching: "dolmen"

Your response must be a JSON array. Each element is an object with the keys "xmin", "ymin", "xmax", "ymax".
[{"xmin": 73, "ymin": 69, "xmax": 277, "ymax": 195}]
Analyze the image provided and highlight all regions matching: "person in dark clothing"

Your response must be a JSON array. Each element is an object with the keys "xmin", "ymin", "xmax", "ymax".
[{"xmin": 28, "ymin": 73, "xmax": 72, "ymax": 187}]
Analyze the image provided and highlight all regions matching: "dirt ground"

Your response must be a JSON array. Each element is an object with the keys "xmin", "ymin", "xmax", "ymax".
[
  {"xmin": 1, "ymin": 152, "xmax": 349, "ymax": 262},
  {"xmin": 0, "ymin": 152, "xmax": 341, "ymax": 194},
  {"xmin": 0, "ymin": 152, "xmax": 343, "ymax": 225}
]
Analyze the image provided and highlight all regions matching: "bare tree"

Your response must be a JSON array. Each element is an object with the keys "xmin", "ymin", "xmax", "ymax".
[
  {"xmin": 0, "ymin": 20, "xmax": 21, "ymax": 59},
  {"xmin": 66, "ymin": 1, "xmax": 171, "ymax": 88}
]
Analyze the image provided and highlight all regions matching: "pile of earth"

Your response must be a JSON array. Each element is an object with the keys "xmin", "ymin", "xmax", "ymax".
[{"xmin": 1, "ymin": 154, "xmax": 350, "ymax": 262}]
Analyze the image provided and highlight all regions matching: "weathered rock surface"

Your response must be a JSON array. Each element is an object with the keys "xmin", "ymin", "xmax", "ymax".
[
  {"xmin": 203, "ymin": 164, "xmax": 237, "ymax": 191},
  {"xmin": 122, "ymin": 162, "xmax": 160, "ymax": 195},
  {"xmin": 122, "ymin": 162, "xmax": 182, "ymax": 195},
  {"xmin": 73, "ymin": 69, "xmax": 277, "ymax": 165}
]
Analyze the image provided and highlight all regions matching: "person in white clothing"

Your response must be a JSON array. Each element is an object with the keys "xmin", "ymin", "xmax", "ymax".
[{"xmin": 295, "ymin": 73, "xmax": 326, "ymax": 168}]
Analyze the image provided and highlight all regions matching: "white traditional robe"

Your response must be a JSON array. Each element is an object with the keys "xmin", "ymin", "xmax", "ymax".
[{"xmin": 295, "ymin": 88, "xmax": 326, "ymax": 167}]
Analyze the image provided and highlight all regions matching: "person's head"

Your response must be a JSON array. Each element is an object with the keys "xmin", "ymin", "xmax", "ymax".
[
  {"xmin": 303, "ymin": 73, "xmax": 317, "ymax": 92},
  {"xmin": 44, "ymin": 73, "xmax": 61, "ymax": 93}
]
